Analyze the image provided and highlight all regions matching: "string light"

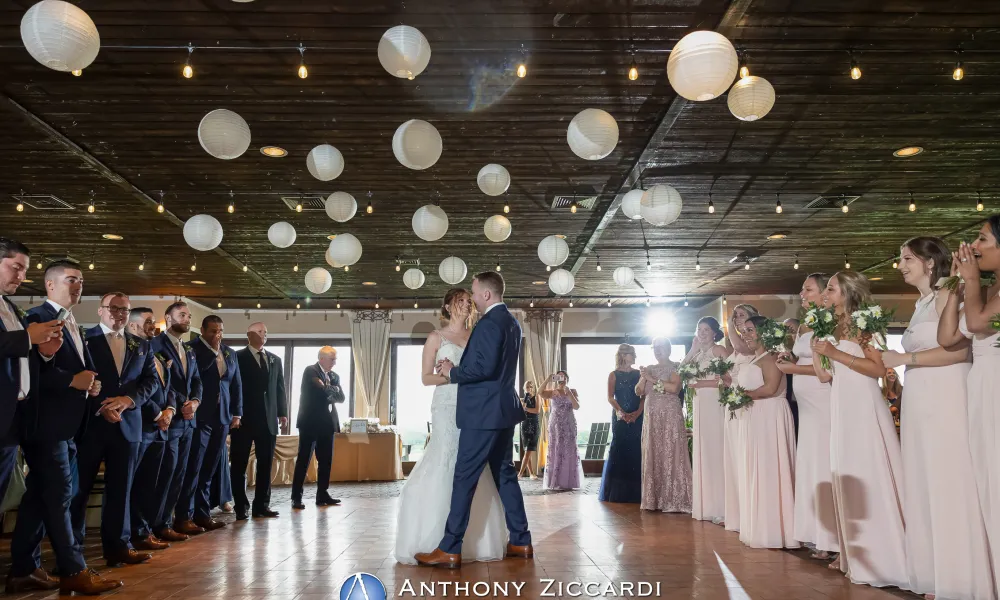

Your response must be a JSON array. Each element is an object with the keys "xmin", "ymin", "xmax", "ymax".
[
  {"xmin": 182, "ymin": 44, "xmax": 194, "ymax": 78},
  {"xmin": 546, "ymin": 265, "xmax": 551, "ymax": 272},
  {"xmin": 775, "ymin": 193, "xmax": 782, "ymax": 214},
  {"xmin": 841, "ymin": 199, "xmax": 849, "ymax": 213},
  {"xmin": 849, "ymin": 53, "xmax": 862, "ymax": 80},
  {"xmin": 157, "ymin": 190, "xmax": 165, "ymax": 214},
  {"xmin": 892, "ymin": 257, "xmax": 899, "ymax": 269},
  {"xmin": 744, "ymin": 261, "xmax": 750, "ymax": 270},
  {"xmin": 374, "ymin": 299, "xmax": 380, "ymax": 309},
  {"xmin": 708, "ymin": 193, "xmax": 715, "ymax": 214},
  {"xmin": 794, "ymin": 254, "xmax": 799, "ymax": 270},
  {"xmin": 977, "ymin": 191, "xmax": 984, "ymax": 212},
  {"xmin": 739, "ymin": 54, "xmax": 750, "ymax": 79},
  {"xmin": 607, "ymin": 296, "xmax": 613, "ymax": 307},
  {"xmin": 35, "ymin": 261, "xmax": 42, "ymax": 270},
  {"xmin": 628, "ymin": 56, "xmax": 638, "ymax": 81},
  {"xmin": 71, "ymin": 69, "xmax": 82, "ymax": 77},
  {"xmin": 695, "ymin": 256, "xmax": 701, "ymax": 271},
  {"xmin": 395, "ymin": 257, "xmax": 401, "ymax": 272},
  {"xmin": 645, "ymin": 297, "xmax": 651, "ymax": 307},
  {"xmin": 296, "ymin": 302, "xmax": 301, "ymax": 309},
  {"xmin": 908, "ymin": 192, "xmax": 916, "ymax": 212},
  {"xmin": 503, "ymin": 202, "xmax": 510, "ymax": 214},
  {"xmin": 88, "ymin": 252, "xmax": 95, "ymax": 270},
  {"xmin": 256, "ymin": 300, "xmax": 262, "ymax": 309},
  {"xmin": 15, "ymin": 200, "xmax": 23, "ymax": 212},
  {"xmin": 190, "ymin": 257, "xmax": 197, "ymax": 272},
  {"xmin": 228, "ymin": 190, "xmax": 235, "ymax": 214},
  {"xmin": 844, "ymin": 254, "xmax": 851, "ymax": 269},
  {"xmin": 297, "ymin": 44, "xmax": 308, "ymax": 79},
  {"xmin": 495, "ymin": 258, "xmax": 502, "ymax": 272},
  {"xmin": 366, "ymin": 191, "xmax": 374, "ymax": 214},
  {"xmin": 242, "ymin": 263, "xmax": 248, "ymax": 272},
  {"xmin": 595, "ymin": 254, "xmax": 602, "ymax": 272},
  {"xmin": 568, "ymin": 298, "xmax": 574, "ymax": 308},
  {"xmin": 570, "ymin": 200, "xmax": 578, "ymax": 214},
  {"xmin": 683, "ymin": 296, "xmax": 689, "ymax": 307},
  {"xmin": 293, "ymin": 263, "xmax": 299, "ymax": 273},
  {"xmin": 529, "ymin": 298, "xmax": 535, "ymax": 308},
  {"xmin": 516, "ymin": 44, "xmax": 527, "ymax": 78},
  {"xmin": 217, "ymin": 301, "xmax": 223, "ymax": 309},
  {"xmin": 953, "ymin": 51, "xmax": 964, "ymax": 81},
  {"xmin": 87, "ymin": 190, "xmax": 95, "ymax": 213},
  {"xmin": 413, "ymin": 300, "xmax": 419, "ymax": 309},
  {"xmin": 336, "ymin": 301, "xmax": 341, "ymax": 309},
  {"xmin": 344, "ymin": 265, "xmax": 350, "ymax": 272},
  {"xmin": 138, "ymin": 255, "xmax": 145, "ymax": 271}
]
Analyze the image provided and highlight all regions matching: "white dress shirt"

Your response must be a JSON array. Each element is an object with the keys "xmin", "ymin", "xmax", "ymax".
[
  {"xmin": 0, "ymin": 297, "xmax": 30, "ymax": 400},
  {"xmin": 250, "ymin": 346, "xmax": 267, "ymax": 368},
  {"xmin": 200, "ymin": 337, "xmax": 226, "ymax": 377},
  {"xmin": 46, "ymin": 299, "xmax": 83, "ymax": 360},
  {"xmin": 482, "ymin": 301, "xmax": 506, "ymax": 316},
  {"xmin": 99, "ymin": 323, "xmax": 126, "ymax": 375}
]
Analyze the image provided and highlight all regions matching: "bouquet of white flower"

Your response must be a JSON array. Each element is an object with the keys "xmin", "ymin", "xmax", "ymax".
[
  {"xmin": 803, "ymin": 302, "xmax": 838, "ymax": 370},
  {"xmin": 676, "ymin": 362, "xmax": 702, "ymax": 402},
  {"xmin": 758, "ymin": 319, "xmax": 789, "ymax": 354},
  {"xmin": 718, "ymin": 385, "xmax": 753, "ymax": 420},
  {"xmin": 848, "ymin": 303, "xmax": 894, "ymax": 350},
  {"xmin": 704, "ymin": 356, "xmax": 733, "ymax": 379}
]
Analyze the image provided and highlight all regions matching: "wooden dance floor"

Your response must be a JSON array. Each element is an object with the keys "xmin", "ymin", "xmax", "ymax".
[{"xmin": 1, "ymin": 483, "xmax": 913, "ymax": 600}]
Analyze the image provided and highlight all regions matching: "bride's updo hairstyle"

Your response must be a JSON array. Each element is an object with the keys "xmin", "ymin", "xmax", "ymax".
[
  {"xmin": 697, "ymin": 316, "xmax": 724, "ymax": 342},
  {"xmin": 440, "ymin": 288, "xmax": 469, "ymax": 321},
  {"xmin": 832, "ymin": 271, "xmax": 873, "ymax": 315}
]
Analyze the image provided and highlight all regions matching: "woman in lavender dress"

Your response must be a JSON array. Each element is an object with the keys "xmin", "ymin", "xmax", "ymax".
[{"xmin": 540, "ymin": 371, "xmax": 582, "ymax": 490}]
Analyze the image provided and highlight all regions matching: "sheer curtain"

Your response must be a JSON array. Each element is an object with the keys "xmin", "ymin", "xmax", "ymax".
[
  {"xmin": 521, "ymin": 309, "xmax": 563, "ymax": 471},
  {"xmin": 351, "ymin": 310, "xmax": 392, "ymax": 420}
]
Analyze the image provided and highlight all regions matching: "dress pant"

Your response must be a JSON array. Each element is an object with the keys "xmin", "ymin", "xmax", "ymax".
[
  {"xmin": 178, "ymin": 420, "xmax": 228, "ymax": 521},
  {"xmin": 0, "ymin": 435, "xmax": 20, "ymax": 505},
  {"xmin": 11, "ymin": 440, "xmax": 87, "ymax": 577},
  {"xmin": 156, "ymin": 426, "xmax": 192, "ymax": 531},
  {"xmin": 131, "ymin": 433, "xmax": 167, "ymax": 539},
  {"xmin": 230, "ymin": 425, "xmax": 276, "ymax": 513},
  {"xmin": 209, "ymin": 443, "xmax": 233, "ymax": 509},
  {"xmin": 291, "ymin": 429, "xmax": 333, "ymax": 501}
]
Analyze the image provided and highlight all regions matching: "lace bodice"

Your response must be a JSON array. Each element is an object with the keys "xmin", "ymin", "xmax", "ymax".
[
  {"xmin": 691, "ymin": 347, "xmax": 719, "ymax": 380},
  {"xmin": 432, "ymin": 335, "xmax": 465, "ymax": 407}
]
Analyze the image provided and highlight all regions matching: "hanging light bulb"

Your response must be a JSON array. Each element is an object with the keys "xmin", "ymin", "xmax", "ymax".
[
  {"xmin": 908, "ymin": 192, "xmax": 916, "ymax": 212},
  {"xmin": 708, "ymin": 194, "xmax": 715, "ymax": 214},
  {"xmin": 217, "ymin": 301, "xmax": 223, "ymax": 309},
  {"xmin": 645, "ymin": 296, "xmax": 651, "ymax": 307},
  {"xmin": 296, "ymin": 302, "xmax": 301, "ymax": 310},
  {"xmin": 516, "ymin": 63, "xmax": 526, "ymax": 78},
  {"xmin": 190, "ymin": 258, "xmax": 197, "ymax": 272},
  {"xmin": 374, "ymin": 299, "xmax": 380, "ymax": 309},
  {"xmin": 293, "ymin": 263, "xmax": 299, "ymax": 273},
  {"xmin": 138, "ymin": 255, "xmax": 145, "ymax": 271},
  {"xmin": 607, "ymin": 296, "xmax": 613, "ymax": 307},
  {"xmin": 628, "ymin": 56, "xmax": 638, "ymax": 81},
  {"xmin": 529, "ymin": 298, "xmax": 535, "ymax": 308},
  {"xmin": 503, "ymin": 202, "xmax": 510, "ymax": 214},
  {"xmin": 596, "ymin": 256, "xmax": 602, "ymax": 272},
  {"xmin": 297, "ymin": 44, "xmax": 308, "ymax": 79},
  {"xmin": 366, "ymin": 200, "xmax": 373, "ymax": 214},
  {"xmin": 568, "ymin": 298, "xmax": 574, "ymax": 308},
  {"xmin": 88, "ymin": 253, "xmax": 95, "ymax": 270},
  {"xmin": 739, "ymin": 59, "xmax": 750, "ymax": 79},
  {"xmin": 15, "ymin": 201, "xmax": 23, "ymax": 212},
  {"xmin": 87, "ymin": 190, "xmax": 95, "ymax": 213},
  {"xmin": 295, "ymin": 201, "xmax": 303, "ymax": 213},
  {"xmin": 570, "ymin": 201, "xmax": 578, "ymax": 214},
  {"xmin": 546, "ymin": 265, "xmax": 551, "ymax": 272},
  {"xmin": 850, "ymin": 53, "xmax": 862, "ymax": 80},
  {"xmin": 794, "ymin": 255, "xmax": 799, "ymax": 270},
  {"xmin": 744, "ymin": 261, "xmax": 750, "ymax": 270},
  {"xmin": 242, "ymin": 263, "xmax": 248, "ymax": 272},
  {"xmin": 495, "ymin": 259, "xmax": 502, "ymax": 272},
  {"xmin": 182, "ymin": 44, "xmax": 194, "ymax": 78},
  {"xmin": 723, "ymin": 295, "xmax": 728, "ymax": 305},
  {"xmin": 35, "ymin": 261, "xmax": 42, "ymax": 270},
  {"xmin": 157, "ymin": 191, "xmax": 165, "ymax": 214},
  {"xmin": 695, "ymin": 256, "xmax": 701, "ymax": 271},
  {"xmin": 71, "ymin": 69, "xmax": 82, "ymax": 77},
  {"xmin": 227, "ymin": 201, "xmax": 235, "ymax": 214},
  {"xmin": 336, "ymin": 301, "xmax": 342, "ymax": 309},
  {"xmin": 841, "ymin": 200, "xmax": 849, "ymax": 213},
  {"xmin": 684, "ymin": 295, "xmax": 690, "ymax": 307},
  {"xmin": 892, "ymin": 257, "xmax": 899, "ymax": 269},
  {"xmin": 256, "ymin": 300, "xmax": 262, "ymax": 309},
  {"xmin": 775, "ymin": 194, "xmax": 782, "ymax": 214},
  {"xmin": 953, "ymin": 51, "xmax": 964, "ymax": 81},
  {"xmin": 844, "ymin": 255, "xmax": 851, "ymax": 269},
  {"xmin": 395, "ymin": 257, "xmax": 401, "ymax": 272},
  {"xmin": 977, "ymin": 191, "xmax": 984, "ymax": 212},
  {"xmin": 344, "ymin": 265, "xmax": 350, "ymax": 272}
]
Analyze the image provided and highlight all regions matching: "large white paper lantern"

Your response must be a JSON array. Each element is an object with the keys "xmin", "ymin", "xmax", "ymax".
[
  {"xmin": 183, "ymin": 214, "xmax": 223, "ymax": 251},
  {"xmin": 621, "ymin": 189, "xmax": 644, "ymax": 220},
  {"xmin": 20, "ymin": 0, "xmax": 100, "ymax": 73},
  {"xmin": 306, "ymin": 144, "xmax": 345, "ymax": 181},
  {"xmin": 198, "ymin": 109, "xmax": 251, "ymax": 160},
  {"xmin": 327, "ymin": 233, "xmax": 362, "ymax": 266},
  {"xmin": 439, "ymin": 257, "xmax": 467, "ymax": 285},
  {"xmin": 403, "ymin": 268, "xmax": 426, "ymax": 290},
  {"xmin": 392, "ymin": 119, "xmax": 442, "ymax": 170},
  {"xmin": 613, "ymin": 266, "xmax": 635, "ymax": 287},
  {"xmin": 567, "ymin": 108, "xmax": 619, "ymax": 161},
  {"xmin": 548, "ymin": 269, "xmax": 575, "ymax": 296},
  {"xmin": 304, "ymin": 267, "xmax": 332, "ymax": 294},
  {"xmin": 324, "ymin": 247, "xmax": 344, "ymax": 269},
  {"xmin": 267, "ymin": 221, "xmax": 296, "ymax": 248},
  {"xmin": 325, "ymin": 192, "xmax": 357, "ymax": 223},
  {"xmin": 412, "ymin": 205, "xmax": 449, "ymax": 241},
  {"xmin": 483, "ymin": 215, "xmax": 512, "ymax": 242},
  {"xmin": 667, "ymin": 31, "xmax": 738, "ymax": 102},
  {"xmin": 477, "ymin": 164, "xmax": 510, "ymax": 196},
  {"xmin": 640, "ymin": 184, "xmax": 684, "ymax": 226},
  {"xmin": 537, "ymin": 235, "xmax": 570, "ymax": 267},
  {"xmin": 378, "ymin": 25, "xmax": 431, "ymax": 80},
  {"xmin": 727, "ymin": 76, "xmax": 775, "ymax": 122}
]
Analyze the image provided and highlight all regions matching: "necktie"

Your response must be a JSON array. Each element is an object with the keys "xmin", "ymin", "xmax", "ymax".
[
  {"xmin": 0, "ymin": 299, "xmax": 29, "ymax": 399},
  {"xmin": 175, "ymin": 338, "xmax": 187, "ymax": 371},
  {"xmin": 64, "ymin": 312, "xmax": 84, "ymax": 360},
  {"xmin": 216, "ymin": 350, "xmax": 226, "ymax": 377},
  {"xmin": 110, "ymin": 331, "xmax": 125, "ymax": 374},
  {"xmin": 257, "ymin": 350, "xmax": 268, "ymax": 375}
]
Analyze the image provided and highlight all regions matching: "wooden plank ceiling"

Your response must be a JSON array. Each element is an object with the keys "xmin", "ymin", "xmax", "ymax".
[{"xmin": 0, "ymin": 0, "xmax": 997, "ymax": 309}]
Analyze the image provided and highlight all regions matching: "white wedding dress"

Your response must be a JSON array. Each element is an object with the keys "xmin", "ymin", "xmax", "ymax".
[{"xmin": 393, "ymin": 336, "xmax": 508, "ymax": 564}]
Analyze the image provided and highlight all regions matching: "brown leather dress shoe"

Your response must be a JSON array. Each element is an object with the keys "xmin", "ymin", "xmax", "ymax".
[
  {"xmin": 106, "ymin": 548, "xmax": 153, "ymax": 568},
  {"xmin": 505, "ymin": 543, "xmax": 534, "ymax": 558},
  {"xmin": 193, "ymin": 517, "xmax": 226, "ymax": 531},
  {"xmin": 59, "ymin": 569, "xmax": 123, "ymax": 595},
  {"xmin": 132, "ymin": 535, "xmax": 170, "ymax": 551},
  {"xmin": 6, "ymin": 568, "xmax": 59, "ymax": 592},
  {"xmin": 414, "ymin": 548, "xmax": 461, "ymax": 569},
  {"xmin": 154, "ymin": 527, "xmax": 190, "ymax": 542},
  {"xmin": 174, "ymin": 520, "xmax": 206, "ymax": 535}
]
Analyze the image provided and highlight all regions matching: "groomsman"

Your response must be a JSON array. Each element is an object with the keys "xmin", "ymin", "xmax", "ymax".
[
  {"xmin": 232, "ymin": 322, "xmax": 286, "ymax": 520},
  {"xmin": 126, "ymin": 307, "xmax": 157, "ymax": 340},
  {"xmin": 175, "ymin": 315, "xmax": 241, "ymax": 532},
  {"xmin": 291, "ymin": 346, "xmax": 344, "ymax": 509},
  {"xmin": 72, "ymin": 292, "xmax": 156, "ymax": 567},
  {"xmin": 12, "ymin": 260, "xmax": 122, "ymax": 595}
]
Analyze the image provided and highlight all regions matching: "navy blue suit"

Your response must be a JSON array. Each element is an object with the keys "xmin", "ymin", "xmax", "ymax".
[
  {"xmin": 439, "ymin": 303, "xmax": 531, "ymax": 554},
  {"xmin": 131, "ymin": 352, "xmax": 173, "ymax": 540},
  {"xmin": 0, "ymin": 297, "xmax": 35, "ymax": 503},
  {"xmin": 71, "ymin": 326, "xmax": 155, "ymax": 557}
]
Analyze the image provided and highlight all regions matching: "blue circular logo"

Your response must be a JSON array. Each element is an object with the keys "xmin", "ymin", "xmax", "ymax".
[{"xmin": 340, "ymin": 573, "xmax": 386, "ymax": 600}]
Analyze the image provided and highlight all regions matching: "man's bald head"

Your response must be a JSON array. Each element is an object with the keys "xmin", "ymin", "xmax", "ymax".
[{"xmin": 247, "ymin": 322, "xmax": 267, "ymax": 350}]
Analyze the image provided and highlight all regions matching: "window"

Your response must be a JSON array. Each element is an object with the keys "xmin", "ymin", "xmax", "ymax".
[{"xmin": 288, "ymin": 344, "xmax": 352, "ymax": 435}]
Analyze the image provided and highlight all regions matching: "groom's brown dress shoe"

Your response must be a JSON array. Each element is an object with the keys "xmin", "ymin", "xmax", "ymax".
[
  {"xmin": 506, "ymin": 543, "xmax": 534, "ymax": 558},
  {"xmin": 415, "ymin": 549, "xmax": 461, "ymax": 569}
]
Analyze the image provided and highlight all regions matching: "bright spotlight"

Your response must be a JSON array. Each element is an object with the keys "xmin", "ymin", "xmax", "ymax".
[{"xmin": 645, "ymin": 310, "xmax": 676, "ymax": 338}]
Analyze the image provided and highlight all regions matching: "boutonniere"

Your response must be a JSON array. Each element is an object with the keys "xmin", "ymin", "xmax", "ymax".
[
  {"xmin": 14, "ymin": 305, "xmax": 27, "ymax": 320},
  {"xmin": 127, "ymin": 337, "xmax": 139, "ymax": 353},
  {"xmin": 154, "ymin": 351, "xmax": 170, "ymax": 367},
  {"xmin": 223, "ymin": 349, "xmax": 231, "ymax": 359}
]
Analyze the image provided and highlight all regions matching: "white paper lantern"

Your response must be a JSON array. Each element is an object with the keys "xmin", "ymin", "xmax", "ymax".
[
  {"xmin": 378, "ymin": 25, "xmax": 431, "ymax": 80},
  {"xmin": 198, "ymin": 109, "xmax": 251, "ymax": 160},
  {"xmin": 304, "ymin": 267, "xmax": 332, "ymax": 295},
  {"xmin": 548, "ymin": 269, "xmax": 575, "ymax": 296},
  {"xmin": 20, "ymin": 0, "xmax": 100, "ymax": 73},
  {"xmin": 392, "ymin": 119, "xmax": 442, "ymax": 170},
  {"xmin": 267, "ymin": 221, "xmax": 296, "ymax": 248},
  {"xmin": 727, "ymin": 76, "xmax": 776, "ymax": 122},
  {"xmin": 325, "ymin": 192, "xmax": 357, "ymax": 223},
  {"xmin": 537, "ymin": 235, "xmax": 570, "ymax": 267},
  {"xmin": 324, "ymin": 247, "xmax": 344, "ymax": 269},
  {"xmin": 412, "ymin": 205, "xmax": 449, "ymax": 241},
  {"xmin": 439, "ymin": 256, "xmax": 467, "ymax": 285},
  {"xmin": 403, "ymin": 268, "xmax": 426, "ymax": 290},
  {"xmin": 327, "ymin": 233, "xmax": 362, "ymax": 266},
  {"xmin": 567, "ymin": 108, "xmax": 619, "ymax": 161},
  {"xmin": 483, "ymin": 215, "xmax": 512, "ymax": 242},
  {"xmin": 183, "ymin": 214, "xmax": 223, "ymax": 251},
  {"xmin": 477, "ymin": 164, "xmax": 510, "ymax": 196},
  {"xmin": 613, "ymin": 266, "xmax": 635, "ymax": 287},
  {"xmin": 667, "ymin": 30, "xmax": 738, "ymax": 102},
  {"xmin": 621, "ymin": 189, "xmax": 644, "ymax": 220},
  {"xmin": 306, "ymin": 144, "xmax": 345, "ymax": 181},
  {"xmin": 640, "ymin": 184, "xmax": 684, "ymax": 226}
]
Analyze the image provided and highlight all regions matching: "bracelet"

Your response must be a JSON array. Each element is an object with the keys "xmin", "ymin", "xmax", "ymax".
[
  {"xmin": 848, "ymin": 356, "xmax": 857, "ymax": 370},
  {"xmin": 910, "ymin": 352, "xmax": 918, "ymax": 366}
]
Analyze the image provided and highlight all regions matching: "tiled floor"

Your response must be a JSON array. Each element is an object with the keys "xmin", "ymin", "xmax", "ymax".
[{"xmin": 1, "ymin": 481, "xmax": 915, "ymax": 600}]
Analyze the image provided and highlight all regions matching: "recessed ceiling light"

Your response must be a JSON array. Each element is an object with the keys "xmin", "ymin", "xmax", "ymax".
[
  {"xmin": 767, "ymin": 232, "xmax": 789, "ymax": 240},
  {"xmin": 102, "ymin": 234, "xmax": 124, "ymax": 240},
  {"xmin": 362, "ymin": 281, "xmax": 377, "ymax": 286},
  {"xmin": 260, "ymin": 146, "xmax": 288, "ymax": 158},
  {"xmin": 868, "ymin": 276, "xmax": 884, "ymax": 281},
  {"xmin": 533, "ymin": 280, "xmax": 546, "ymax": 285},
  {"xmin": 327, "ymin": 235, "xmax": 338, "ymax": 240},
  {"xmin": 191, "ymin": 280, "xmax": 206, "ymax": 285},
  {"xmin": 893, "ymin": 146, "xmax": 923, "ymax": 158}
]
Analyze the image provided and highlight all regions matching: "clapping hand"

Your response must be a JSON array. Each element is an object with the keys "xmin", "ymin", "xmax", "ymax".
[{"xmin": 955, "ymin": 242, "xmax": 981, "ymax": 283}]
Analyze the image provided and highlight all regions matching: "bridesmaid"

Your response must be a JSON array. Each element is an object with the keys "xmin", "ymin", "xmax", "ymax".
[
  {"xmin": 599, "ymin": 344, "xmax": 643, "ymax": 503},
  {"xmin": 682, "ymin": 317, "xmax": 728, "ymax": 523},
  {"xmin": 722, "ymin": 304, "xmax": 758, "ymax": 532},
  {"xmin": 636, "ymin": 337, "xmax": 692, "ymax": 513},
  {"xmin": 939, "ymin": 215, "xmax": 1000, "ymax": 589},
  {"xmin": 518, "ymin": 381, "xmax": 540, "ymax": 480},
  {"xmin": 776, "ymin": 273, "xmax": 840, "ymax": 560},
  {"xmin": 882, "ymin": 236, "xmax": 993, "ymax": 600},
  {"xmin": 813, "ymin": 271, "xmax": 907, "ymax": 589},
  {"xmin": 540, "ymin": 372, "xmax": 582, "ymax": 490}
]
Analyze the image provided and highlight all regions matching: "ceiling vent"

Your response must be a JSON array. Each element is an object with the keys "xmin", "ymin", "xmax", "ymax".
[
  {"xmin": 805, "ymin": 194, "xmax": 860, "ymax": 210},
  {"xmin": 729, "ymin": 250, "xmax": 763, "ymax": 265},
  {"xmin": 13, "ymin": 194, "xmax": 74, "ymax": 210},
  {"xmin": 280, "ymin": 194, "xmax": 326, "ymax": 211},
  {"xmin": 551, "ymin": 194, "xmax": 598, "ymax": 211}
]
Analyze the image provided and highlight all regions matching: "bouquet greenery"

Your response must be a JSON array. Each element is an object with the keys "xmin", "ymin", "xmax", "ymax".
[
  {"xmin": 847, "ymin": 303, "xmax": 894, "ymax": 351},
  {"xmin": 803, "ymin": 302, "xmax": 838, "ymax": 370},
  {"xmin": 757, "ymin": 319, "xmax": 790, "ymax": 354},
  {"xmin": 718, "ymin": 385, "xmax": 753, "ymax": 420},
  {"xmin": 704, "ymin": 356, "xmax": 733, "ymax": 380},
  {"xmin": 991, "ymin": 314, "xmax": 1000, "ymax": 348},
  {"xmin": 936, "ymin": 273, "xmax": 997, "ymax": 292},
  {"xmin": 676, "ymin": 362, "xmax": 702, "ymax": 404}
]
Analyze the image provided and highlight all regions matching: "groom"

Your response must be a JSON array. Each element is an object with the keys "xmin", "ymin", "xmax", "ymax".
[{"xmin": 415, "ymin": 272, "xmax": 532, "ymax": 568}]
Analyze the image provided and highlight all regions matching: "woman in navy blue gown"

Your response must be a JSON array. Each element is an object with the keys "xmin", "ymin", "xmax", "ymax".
[{"xmin": 599, "ymin": 344, "xmax": 644, "ymax": 503}]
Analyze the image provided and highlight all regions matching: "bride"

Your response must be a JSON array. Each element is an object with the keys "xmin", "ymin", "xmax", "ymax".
[{"xmin": 394, "ymin": 288, "xmax": 508, "ymax": 564}]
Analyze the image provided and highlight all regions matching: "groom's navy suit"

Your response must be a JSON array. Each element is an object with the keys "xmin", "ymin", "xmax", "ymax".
[{"xmin": 439, "ymin": 303, "xmax": 531, "ymax": 554}]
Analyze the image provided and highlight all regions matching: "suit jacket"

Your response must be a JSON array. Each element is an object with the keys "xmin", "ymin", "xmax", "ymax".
[
  {"xmin": 150, "ymin": 332, "xmax": 202, "ymax": 431},
  {"xmin": 296, "ymin": 363, "xmax": 344, "ymax": 435},
  {"xmin": 83, "ymin": 326, "xmax": 156, "ymax": 443},
  {"xmin": 141, "ymin": 353, "xmax": 173, "ymax": 440},
  {"xmin": 449, "ymin": 304, "xmax": 524, "ymax": 430},
  {"xmin": 236, "ymin": 347, "xmax": 287, "ymax": 436},
  {"xmin": 0, "ymin": 297, "xmax": 36, "ymax": 438},
  {"xmin": 191, "ymin": 339, "xmax": 242, "ymax": 426}
]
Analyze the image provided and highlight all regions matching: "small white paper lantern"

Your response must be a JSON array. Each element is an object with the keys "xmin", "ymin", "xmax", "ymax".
[
  {"xmin": 613, "ymin": 266, "xmax": 636, "ymax": 287},
  {"xmin": 567, "ymin": 108, "xmax": 619, "ymax": 161},
  {"xmin": 325, "ymin": 192, "xmax": 357, "ymax": 223},
  {"xmin": 640, "ymin": 184, "xmax": 684, "ymax": 226},
  {"xmin": 392, "ymin": 119, "xmax": 442, "ymax": 170},
  {"xmin": 537, "ymin": 235, "xmax": 570, "ymax": 267},
  {"xmin": 327, "ymin": 233, "xmax": 362, "ymax": 266},
  {"xmin": 20, "ymin": 0, "xmax": 100, "ymax": 73},
  {"xmin": 304, "ymin": 267, "xmax": 332, "ymax": 294},
  {"xmin": 306, "ymin": 144, "xmax": 345, "ymax": 181},
  {"xmin": 324, "ymin": 247, "xmax": 344, "ymax": 269},
  {"xmin": 548, "ymin": 269, "xmax": 575, "ymax": 296},
  {"xmin": 483, "ymin": 215, "xmax": 512, "ymax": 242},
  {"xmin": 727, "ymin": 76, "xmax": 775, "ymax": 122},
  {"xmin": 477, "ymin": 164, "xmax": 510, "ymax": 196},
  {"xmin": 183, "ymin": 214, "xmax": 223, "ymax": 251},
  {"xmin": 667, "ymin": 30, "xmax": 738, "ymax": 102},
  {"xmin": 378, "ymin": 25, "xmax": 431, "ymax": 80},
  {"xmin": 412, "ymin": 205, "xmax": 449, "ymax": 241},
  {"xmin": 403, "ymin": 268, "xmax": 426, "ymax": 290},
  {"xmin": 621, "ymin": 188, "xmax": 644, "ymax": 220},
  {"xmin": 439, "ymin": 256, "xmax": 467, "ymax": 285},
  {"xmin": 198, "ymin": 109, "xmax": 251, "ymax": 160},
  {"xmin": 267, "ymin": 221, "xmax": 296, "ymax": 248}
]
